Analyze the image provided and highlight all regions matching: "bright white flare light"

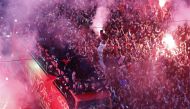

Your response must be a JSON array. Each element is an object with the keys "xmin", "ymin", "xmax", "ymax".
[
  {"xmin": 162, "ymin": 33, "xmax": 177, "ymax": 50},
  {"xmin": 159, "ymin": 0, "xmax": 167, "ymax": 8},
  {"xmin": 92, "ymin": 7, "xmax": 109, "ymax": 36},
  {"xmin": 14, "ymin": 19, "xmax": 18, "ymax": 23},
  {"xmin": 5, "ymin": 77, "xmax": 8, "ymax": 81}
]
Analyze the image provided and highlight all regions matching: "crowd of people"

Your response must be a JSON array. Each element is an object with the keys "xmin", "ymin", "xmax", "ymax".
[
  {"xmin": 30, "ymin": 0, "xmax": 190, "ymax": 109},
  {"xmin": 33, "ymin": 42, "xmax": 106, "ymax": 95}
]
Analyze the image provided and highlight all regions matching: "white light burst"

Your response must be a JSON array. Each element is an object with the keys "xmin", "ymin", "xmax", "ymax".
[
  {"xmin": 159, "ymin": 0, "xmax": 167, "ymax": 8},
  {"xmin": 162, "ymin": 33, "xmax": 177, "ymax": 50}
]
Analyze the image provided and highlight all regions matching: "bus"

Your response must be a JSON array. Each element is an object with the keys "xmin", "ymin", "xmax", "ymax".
[{"xmin": 24, "ymin": 59, "xmax": 112, "ymax": 109}]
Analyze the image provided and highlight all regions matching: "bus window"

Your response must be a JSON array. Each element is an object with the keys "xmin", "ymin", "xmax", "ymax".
[{"xmin": 77, "ymin": 98, "xmax": 111, "ymax": 109}]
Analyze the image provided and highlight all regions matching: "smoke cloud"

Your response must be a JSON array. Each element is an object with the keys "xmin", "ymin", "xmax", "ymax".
[
  {"xmin": 91, "ymin": 0, "xmax": 114, "ymax": 36},
  {"xmin": 0, "ymin": 0, "xmax": 51, "ymax": 108},
  {"xmin": 0, "ymin": 61, "xmax": 37, "ymax": 109},
  {"xmin": 169, "ymin": 0, "xmax": 190, "ymax": 31},
  {"xmin": 91, "ymin": 7, "xmax": 110, "ymax": 35}
]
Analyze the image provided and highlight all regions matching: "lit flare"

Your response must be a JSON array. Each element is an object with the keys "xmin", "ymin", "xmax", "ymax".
[
  {"xmin": 162, "ymin": 33, "xmax": 177, "ymax": 50},
  {"xmin": 159, "ymin": 0, "xmax": 167, "ymax": 8}
]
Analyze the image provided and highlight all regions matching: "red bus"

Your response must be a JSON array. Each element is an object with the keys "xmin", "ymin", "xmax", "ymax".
[{"xmin": 24, "ymin": 59, "xmax": 112, "ymax": 109}]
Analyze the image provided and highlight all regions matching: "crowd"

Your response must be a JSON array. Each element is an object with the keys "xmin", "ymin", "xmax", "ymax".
[
  {"xmin": 30, "ymin": 0, "xmax": 190, "ymax": 109},
  {"xmin": 33, "ymin": 42, "xmax": 106, "ymax": 95}
]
